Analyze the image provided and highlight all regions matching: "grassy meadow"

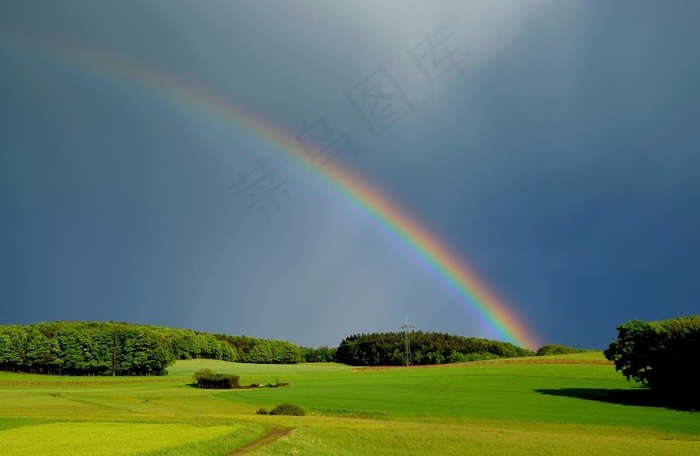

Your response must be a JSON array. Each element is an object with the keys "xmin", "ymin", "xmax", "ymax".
[{"xmin": 0, "ymin": 352, "xmax": 698, "ymax": 455}]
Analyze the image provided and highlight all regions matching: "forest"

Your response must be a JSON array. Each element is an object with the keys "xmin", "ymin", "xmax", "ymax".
[
  {"xmin": 336, "ymin": 331, "xmax": 534, "ymax": 366},
  {"xmin": 0, "ymin": 322, "xmax": 535, "ymax": 375},
  {"xmin": 0, "ymin": 322, "xmax": 232, "ymax": 375},
  {"xmin": 0, "ymin": 322, "xmax": 321, "ymax": 375}
]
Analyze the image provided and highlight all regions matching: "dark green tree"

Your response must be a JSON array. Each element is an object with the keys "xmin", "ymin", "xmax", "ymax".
[
  {"xmin": 604, "ymin": 316, "xmax": 700, "ymax": 405},
  {"xmin": 536, "ymin": 344, "xmax": 584, "ymax": 356}
]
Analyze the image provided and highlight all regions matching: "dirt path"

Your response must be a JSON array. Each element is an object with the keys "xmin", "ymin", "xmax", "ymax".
[{"xmin": 228, "ymin": 428, "xmax": 293, "ymax": 455}]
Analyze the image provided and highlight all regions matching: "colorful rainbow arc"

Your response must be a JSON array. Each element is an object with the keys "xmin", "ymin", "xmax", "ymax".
[{"xmin": 5, "ymin": 32, "xmax": 540, "ymax": 349}]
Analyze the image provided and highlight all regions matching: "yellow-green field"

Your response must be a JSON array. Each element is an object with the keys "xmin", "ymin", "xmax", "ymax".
[{"xmin": 1, "ymin": 353, "xmax": 698, "ymax": 455}]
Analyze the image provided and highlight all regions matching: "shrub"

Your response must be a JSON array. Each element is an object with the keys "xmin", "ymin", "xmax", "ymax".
[
  {"xmin": 192, "ymin": 369, "xmax": 240, "ymax": 389},
  {"xmin": 193, "ymin": 368, "xmax": 214, "ymax": 382},
  {"xmin": 268, "ymin": 403, "xmax": 305, "ymax": 416},
  {"xmin": 256, "ymin": 408, "xmax": 269, "ymax": 415}
]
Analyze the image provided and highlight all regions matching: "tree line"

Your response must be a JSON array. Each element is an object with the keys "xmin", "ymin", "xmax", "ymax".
[
  {"xmin": 214, "ymin": 334, "xmax": 303, "ymax": 364},
  {"xmin": 535, "ymin": 344, "xmax": 585, "ymax": 356},
  {"xmin": 0, "ymin": 322, "xmax": 238, "ymax": 375},
  {"xmin": 211, "ymin": 334, "xmax": 336, "ymax": 364},
  {"xmin": 335, "ymin": 331, "xmax": 534, "ymax": 366},
  {"xmin": 0, "ymin": 322, "xmax": 536, "ymax": 375},
  {"xmin": 0, "ymin": 321, "xmax": 341, "ymax": 375}
]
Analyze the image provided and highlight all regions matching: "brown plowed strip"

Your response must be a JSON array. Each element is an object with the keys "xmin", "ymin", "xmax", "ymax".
[{"xmin": 229, "ymin": 428, "xmax": 293, "ymax": 455}]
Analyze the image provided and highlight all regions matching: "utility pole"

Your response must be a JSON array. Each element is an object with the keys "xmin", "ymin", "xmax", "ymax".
[{"xmin": 400, "ymin": 315, "xmax": 415, "ymax": 366}]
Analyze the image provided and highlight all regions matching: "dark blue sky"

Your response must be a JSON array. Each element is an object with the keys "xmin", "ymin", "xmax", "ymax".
[{"xmin": 1, "ymin": 1, "xmax": 698, "ymax": 349}]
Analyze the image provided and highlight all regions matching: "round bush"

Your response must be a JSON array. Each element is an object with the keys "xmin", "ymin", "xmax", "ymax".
[{"xmin": 268, "ymin": 403, "xmax": 305, "ymax": 416}]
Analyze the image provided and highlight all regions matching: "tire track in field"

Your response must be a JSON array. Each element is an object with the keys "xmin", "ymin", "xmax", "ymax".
[{"xmin": 228, "ymin": 428, "xmax": 293, "ymax": 455}]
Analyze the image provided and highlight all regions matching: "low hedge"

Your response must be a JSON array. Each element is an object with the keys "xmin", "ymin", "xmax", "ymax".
[{"xmin": 192, "ymin": 368, "xmax": 240, "ymax": 389}]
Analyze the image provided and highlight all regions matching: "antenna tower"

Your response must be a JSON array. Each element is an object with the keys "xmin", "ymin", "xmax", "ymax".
[{"xmin": 400, "ymin": 315, "xmax": 415, "ymax": 366}]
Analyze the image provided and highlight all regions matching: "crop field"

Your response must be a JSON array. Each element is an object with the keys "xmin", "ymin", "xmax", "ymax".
[{"xmin": 0, "ymin": 353, "xmax": 698, "ymax": 455}]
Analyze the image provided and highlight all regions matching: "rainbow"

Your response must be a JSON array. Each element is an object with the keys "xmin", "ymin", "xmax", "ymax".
[{"xmin": 2, "ymin": 30, "xmax": 540, "ymax": 349}]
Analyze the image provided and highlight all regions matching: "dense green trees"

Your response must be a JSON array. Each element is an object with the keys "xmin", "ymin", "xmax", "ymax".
[
  {"xmin": 535, "ymin": 344, "xmax": 584, "ymax": 356},
  {"xmin": 0, "ymin": 322, "xmax": 242, "ymax": 375},
  {"xmin": 213, "ymin": 335, "xmax": 303, "ymax": 364},
  {"xmin": 301, "ymin": 346, "xmax": 337, "ymax": 363},
  {"xmin": 604, "ymin": 315, "xmax": 700, "ymax": 404},
  {"xmin": 1, "ymin": 322, "xmax": 539, "ymax": 374},
  {"xmin": 0, "ymin": 322, "xmax": 317, "ymax": 375},
  {"xmin": 336, "ymin": 331, "xmax": 534, "ymax": 366},
  {"xmin": 0, "ymin": 322, "xmax": 176, "ymax": 375}
]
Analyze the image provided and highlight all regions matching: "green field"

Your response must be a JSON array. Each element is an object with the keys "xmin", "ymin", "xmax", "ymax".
[{"xmin": 0, "ymin": 353, "xmax": 698, "ymax": 455}]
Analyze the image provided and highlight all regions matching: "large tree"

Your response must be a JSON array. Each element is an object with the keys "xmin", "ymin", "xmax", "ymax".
[{"xmin": 604, "ymin": 315, "xmax": 700, "ymax": 405}]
